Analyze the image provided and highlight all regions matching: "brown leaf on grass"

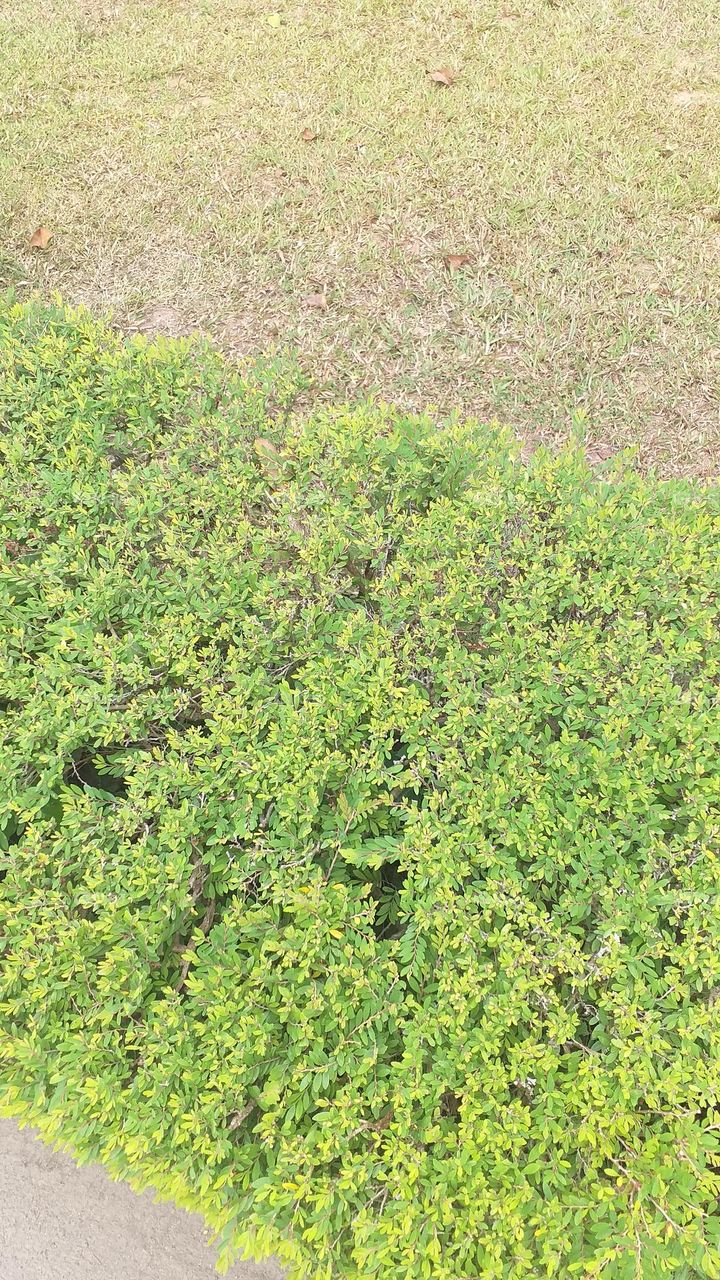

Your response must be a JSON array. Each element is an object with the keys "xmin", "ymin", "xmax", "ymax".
[
  {"xmin": 306, "ymin": 291, "xmax": 328, "ymax": 310},
  {"xmin": 301, "ymin": 127, "xmax": 319, "ymax": 142},
  {"xmin": 29, "ymin": 225, "xmax": 52, "ymax": 249},
  {"xmin": 443, "ymin": 252, "xmax": 472, "ymax": 272},
  {"xmin": 427, "ymin": 66, "xmax": 455, "ymax": 88}
]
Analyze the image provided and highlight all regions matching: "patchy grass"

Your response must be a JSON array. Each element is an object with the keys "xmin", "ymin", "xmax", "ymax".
[{"xmin": 1, "ymin": 0, "xmax": 719, "ymax": 472}]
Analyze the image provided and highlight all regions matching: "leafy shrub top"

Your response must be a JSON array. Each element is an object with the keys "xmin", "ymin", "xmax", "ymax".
[{"xmin": 2, "ymin": 300, "xmax": 720, "ymax": 1279}]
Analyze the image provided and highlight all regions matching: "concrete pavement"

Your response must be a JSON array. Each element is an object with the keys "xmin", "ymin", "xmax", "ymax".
[{"xmin": 0, "ymin": 1118, "xmax": 284, "ymax": 1280}]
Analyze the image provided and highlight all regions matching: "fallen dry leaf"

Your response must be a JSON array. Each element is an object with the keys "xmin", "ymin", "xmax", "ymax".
[
  {"xmin": 301, "ymin": 127, "xmax": 318, "ymax": 142},
  {"xmin": 365, "ymin": 1107, "xmax": 394, "ymax": 1132},
  {"xmin": 29, "ymin": 225, "xmax": 52, "ymax": 249},
  {"xmin": 306, "ymin": 291, "xmax": 328, "ymax": 310},
  {"xmin": 444, "ymin": 253, "xmax": 472, "ymax": 272},
  {"xmin": 671, "ymin": 89, "xmax": 720, "ymax": 107},
  {"xmin": 253, "ymin": 437, "xmax": 284, "ymax": 480},
  {"xmin": 229, "ymin": 1101, "xmax": 256, "ymax": 1130},
  {"xmin": 253, "ymin": 437, "xmax": 281, "ymax": 458},
  {"xmin": 428, "ymin": 66, "xmax": 455, "ymax": 88}
]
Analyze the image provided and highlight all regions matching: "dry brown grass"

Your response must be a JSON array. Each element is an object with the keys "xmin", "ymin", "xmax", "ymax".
[{"xmin": 1, "ymin": 0, "xmax": 719, "ymax": 473}]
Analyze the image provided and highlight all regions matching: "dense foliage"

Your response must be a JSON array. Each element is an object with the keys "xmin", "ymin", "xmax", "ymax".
[{"xmin": 2, "ymin": 299, "xmax": 720, "ymax": 1279}]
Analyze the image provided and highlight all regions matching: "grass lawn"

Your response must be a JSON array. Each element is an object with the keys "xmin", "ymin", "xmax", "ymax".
[{"xmin": 1, "ymin": 0, "xmax": 719, "ymax": 474}]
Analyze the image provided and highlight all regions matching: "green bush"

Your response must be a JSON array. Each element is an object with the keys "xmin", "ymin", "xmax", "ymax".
[{"xmin": 3, "ymin": 297, "xmax": 720, "ymax": 1280}]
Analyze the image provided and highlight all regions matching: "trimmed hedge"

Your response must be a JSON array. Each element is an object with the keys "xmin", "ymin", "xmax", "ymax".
[{"xmin": 2, "ymin": 298, "xmax": 720, "ymax": 1279}]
